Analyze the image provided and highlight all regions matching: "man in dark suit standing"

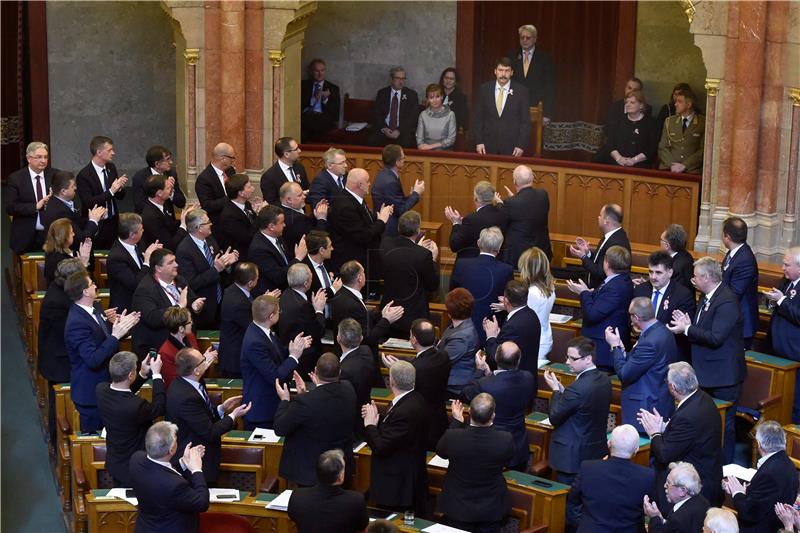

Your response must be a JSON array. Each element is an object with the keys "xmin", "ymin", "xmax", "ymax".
[
  {"xmin": 42, "ymin": 170, "xmax": 105, "ymax": 247},
  {"xmin": 437, "ymin": 393, "xmax": 514, "ymax": 533},
  {"xmin": 445, "ymin": 181, "xmax": 507, "ymax": 262},
  {"xmin": 107, "ymin": 213, "xmax": 162, "ymax": 313},
  {"xmin": 218, "ymin": 173, "xmax": 263, "ymax": 261},
  {"xmin": 667, "ymin": 257, "xmax": 745, "ymax": 464},
  {"xmin": 287, "ymin": 449, "xmax": 368, "ymax": 533},
  {"xmin": 278, "ymin": 264, "xmax": 327, "ymax": 376},
  {"xmin": 568, "ymin": 424, "xmax": 655, "ymax": 533},
  {"xmin": 543, "ymin": 337, "xmax": 612, "ymax": 485},
  {"xmin": 723, "ymin": 421, "xmax": 799, "ymax": 533},
  {"xmin": 301, "ymin": 230, "xmax": 336, "ymax": 303},
  {"xmin": 765, "ymin": 247, "xmax": 800, "ymax": 421},
  {"xmin": 300, "ymin": 59, "xmax": 342, "ymax": 142},
  {"xmin": 371, "ymin": 144, "xmax": 424, "ymax": 236},
  {"xmin": 463, "ymin": 341, "xmax": 536, "ymax": 472},
  {"xmin": 496, "ymin": 164, "xmax": 552, "ymax": 264},
  {"xmin": 508, "ymin": 24, "xmax": 555, "ymax": 119},
  {"xmin": 362, "ymin": 361, "xmax": 429, "ymax": 515},
  {"xmin": 369, "ymin": 66, "xmax": 420, "ymax": 148},
  {"xmin": 274, "ymin": 354, "xmax": 357, "ymax": 487},
  {"xmin": 606, "ymin": 296, "xmax": 676, "ymax": 433},
  {"xmin": 659, "ymin": 224, "xmax": 695, "ymax": 292},
  {"xmin": 129, "ymin": 422, "xmax": 209, "ymax": 531},
  {"xmin": 308, "ymin": 147, "xmax": 348, "ymax": 209},
  {"xmin": 639, "ymin": 361, "xmax": 723, "ymax": 508},
  {"xmin": 96, "ymin": 351, "xmax": 165, "ymax": 487},
  {"xmin": 248, "ymin": 204, "xmax": 307, "ymax": 296},
  {"xmin": 337, "ymin": 319, "xmax": 377, "ymax": 410},
  {"xmin": 379, "ymin": 211, "xmax": 439, "ymax": 335},
  {"xmin": 472, "ymin": 57, "xmax": 531, "ymax": 157},
  {"xmin": 261, "ymin": 137, "xmax": 310, "ymax": 205},
  {"xmin": 218, "ymin": 262, "xmax": 259, "ymax": 378},
  {"xmin": 450, "ymin": 227, "xmax": 513, "ymax": 345},
  {"xmin": 63, "ymin": 271, "xmax": 140, "ymax": 433},
  {"xmin": 166, "ymin": 347, "xmax": 251, "ymax": 483},
  {"xmin": 280, "ymin": 182, "xmax": 327, "ymax": 252},
  {"xmin": 131, "ymin": 145, "xmax": 186, "ymax": 214},
  {"xmin": 633, "ymin": 250, "xmax": 696, "ymax": 362},
  {"xmin": 568, "ymin": 203, "xmax": 631, "ymax": 289},
  {"xmin": 195, "ymin": 142, "xmax": 236, "ymax": 235},
  {"xmin": 6, "ymin": 141, "xmax": 57, "ymax": 254},
  {"xmin": 721, "ymin": 216, "xmax": 759, "ymax": 349},
  {"xmin": 176, "ymin": 209, "xmax": 238, "ymax": 329},
  {"xmin": 140, "ymin": 174, "xmax": 189, "ymax": 251},
  {"xmin": 483, "ymin": 280, "xmax": 541, "ymax": 375},
  {"xmin": 75, "ymin": 135, "xmax": 128, "ymax": 249},
  {"xmin": 241, "ymin": 294, "xmax": 312, "ymax": 429},
  {"xmin": 643, "ymin": 462, "xmax": 710, "ymax": 533}
]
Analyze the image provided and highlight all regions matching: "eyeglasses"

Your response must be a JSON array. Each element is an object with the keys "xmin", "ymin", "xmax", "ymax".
[
  {"xmin": 222, "ymin": 154, "xmax": 236, "ymax": 160},
  {"xmin": 286, "ymin": 147, "xmax": 301, "ymax": 153},
  {"xmin": 199, "ymin": 221, "xmax": 212, "ymax": 226},
  {"xmin": 566, "ymin": 354, "xmax": 589, "ymax": 362},
  {"xmin": 391, "ymin": 76, "xmax": 406, "ymax": 81}
]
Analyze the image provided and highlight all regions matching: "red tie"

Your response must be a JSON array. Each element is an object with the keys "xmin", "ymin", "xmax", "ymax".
[
  {"xmin": 35, "ymin": 175, "xmax": 44, "ymax": 204},
  {"xmin": 389, "ymin": 92, "xmax": 399, "ymax": 130}
]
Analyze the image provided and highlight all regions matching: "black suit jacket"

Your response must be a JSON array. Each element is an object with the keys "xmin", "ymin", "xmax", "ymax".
[
  {"xmin": 635, "ymin": 281, "xmax": 695, "ymax": 362},
  {"xmin": 485, "ymin": 307, "xmax": 541, "ymax": 375},
  {"xmin": 650, "ymin": 389, "xmax": 723, "ymax": 507},
  {"xmin": 44, "ymin": 251, "xmax": 72, "ymax": 288},
  {"xmin": 330, "ymin": 288, "xmax": 392, "ymax": 350},
  {"xmin": 340, "ymin": 346, "xmax": 376, "ymax": 408},
  {"xmin": 129, "ymin": 450, "xmax": 209, "ymax": 532},
  {"xmin": 371, "ymin": 86, "xmax": 420, "ymax": 145},
  {"xmin": 449, "ymin": 204, "xmax": 507, "ymax": 261},
  {"xmin": 329, "ymin": 191, "xmax": 386, "ymax": 274},
  {"xmin": 671, "ymin": 249, "xmax": 696, "ymax": 293},
  {"xmin": 42, "ymin": 196, "xmax": 99, "ymax": 248},
  {"xmin": 277, "ymin": 289, "xmax": 326, "ymax": 374},
  {"xmin": 176, "ymin": 236, "xmax": 223, "ymax": 329},
  {"xmin": 769, "ymin": 278, "xmax": 800, "ymax": 359},
  {"xmin": 96, "ymin": 375, "xmax": 166, "ymax": 486},
  {"xmin": 140, "ymin": 200, "xmax": 187, "ymax": 251},
  {"xmin": 436, "ymin": 424, "xmax": 514, "ymax": 522},
  {"xmin": 444, "ymin": 88, "xmax": 469, "ymax": 130},
  {"xmin": 37, "ymin": 283, "xmax": 73, "ymax": 382},
  {"xmin": 548, "ymin": 368, "xmax": 612, "ymax": 474},
  {"xmin": 379, "ymin": 236, "xmax": 440, "ymax": 333},
  {"xmin": 218, "ymin": 284, "xmax": 252, "ymax": 376},
  {"xmin": 131, "ymin": 166, "xmax": 185, "ymax": 214},
  {"xmin": 301, "ymin": 256, "xmax": 335, "ymax": 301},
  {"xmin": 217, "ymin": 199, "xmax": 257, "ymax": 261},
  {"xmin": 274, "ymin": 381, "xmax": 357, "ymax": 486},
  {"xmin": 732, "ymin": 451, "xmax": 799, "ymax": 533},
  {"xmin": 508, "ymin": 47, "xmax": 555, "ymax": 115},
  {"xmin": 6, "ymin": 165, "xmax": 55, "ymax": 253},
  {"xmin": 581, "ymin": 228, "xmax": 631, "ymax": 288},
  {"xmin": 288, "ymin": 483, "xmax": 368, "ymax": 533},
  {"xmin": 131, "ymin": 274, "xmax": 197, "ymax": 358},
  {"xmin": 472, "ymin": 81, "xmax": 531, "ymax": 155},
  {"xmin": 281, "ymin": 205, "xmax": 326, "ymax": 253},
  {"xmin": 166, "ymin": 376, "xmax": 235, "ymax": 483},
  {"xmin": 248, "ymin": 231, "xmax": 297, "ymax": 296},
  {"xmin": 195, "ymin": 163, "xmax": 235, "ymax": 231},
  {"xmin": 308, "ymin": 168, "xmax": 345, "ymax": 209},
  {"xmin": 411, "ymin": 347, "xmax": 451, "ymax": 450},
  {"xmin": 502, "ymin": 186, "xmax": 552, "ymax": 264},
  {"xmin": 364, "ymin": 390, "xmax": 429, "ymax": 513},
  {"xmin": 260, "ymin": 161, "xmax": 310, "ymax": 205},
  {"xmin": 722, "ymin": 243, "xmax": 760, "ymax": 339},
  {"xmin": 107, "ymin": 239, "xmax": 151, "ymax": 312},
  {"xmin": 75, "ymin": 161, "xmax": 125, "ymax": 248},
  {"xmin": 648, "ymin": 494, "xmax": 710, "ymax": 533}
]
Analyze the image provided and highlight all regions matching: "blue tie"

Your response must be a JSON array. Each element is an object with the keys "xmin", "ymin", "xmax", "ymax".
[
  {"xmin": 203, "ymin": 242, "xmax": 223, "ymax": 303},
  {"xmin": 652, "ymin": 289, "xmax": 661, "ymax": 313}
]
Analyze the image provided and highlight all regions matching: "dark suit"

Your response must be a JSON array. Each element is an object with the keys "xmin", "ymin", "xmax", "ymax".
[
  {"xmin": 6, "ymin": 166, "xmax": 55, "ymax": 253},
  {"xmin": 722, "ymin": 243, "xmax": 759, "ymax": 340},
  {"xmin": 38, "ymin": 282, "xmax": 73, "ymax": 445},
  {"xmin": 106, "ymin": 239, "xmax": 151, "ymax": 312},
  {"xmin": 302, "ymin": 256, "xmax": 335, "ymax": 301},
  {"xmin": 471, "ymin": 81, "xmax": 531, "ymax": 155},
  {"xmin": 218, "ymin": 284, "xmax": 252, "ymax": 377},
  {"xmin": 329, "ymin": 190, "xmax": 386, "ymax": 277},
  {"xmin": 569, "ymin": 457, "xmax": 654, "ymax": 533},
  {"xmin": 131, "ymin": 166, "xmax": 185, "ymax": 214},
  {"xmin": 42, "ymin": 196, "xmax": 99, "ymax": 248},
  {"xmin": 647, "ymin": 494, "xmax": 710, "ymax": 533},
  {"xmin": 438, "ymin": 320, "xmax": 480, "ymax": 396},
  {"xmin": 502, "ymin": 186, "xmax": 552, "ymax": 264},
  {"xmin": 670, "ymin": 249, "xmax": 696, "ymax": 293},
  {"xmin": 612, "ymin": 321, "xmax": 676, "ymax": 432},
  {"xmin": 240, "ymin": 322, "xmax": 298, "ymax": 428},
  {"xmin": 274, "ymin": 381, "xmax": 357, "ymax": 486},
  {"xmin": 44, "ymin": 251, "xmax": 72, "ymax": 288},
  {"xmin": 769, "ymin": 279, "xmax": 800, "ymax": 420},
  {"xmin": 449, "ymin": 253, "xmax": 514, "ymax": 345},
  {"xmin": 130, "ymin": 274, "xmax": 197, "ymax": 358},
  {"xmin": 411, "ymin": 347, "xmax": 451, "ymax": 450},
  {"xmin": 166, "ymin": 376, "xmax": 235, "ymax": 483},
  {"xmin": 731, "ymin": 451, "xmax": 799, "ymax": 533},
  {"xmin": 650, "ymin": 389, "xmax": 723, "ymax": 507},
  {"xmin": 485, "ymin": 306, "xmax": 541, "ymax": 375},
  {"xmin": 278, "ymin": 289, "xmax": 326, "ymax": 376},
  {"xmin": 369, "ymin": 86, "xmax": 420, "ymax": 148},
  {"xmin": 75, "ymin": 161, "xmax": 126, "ymax": 249},
  {"xmin": 379, "ymin": 235, "xmax": 439, "ymax": 333},
  {"xmin": 140, "ymin": 200, "xmax": 187, "ymax": 251},
  {"xmin": 548, "ymin": 368, "xmax": 612, "ymax": 475},
  {"xmin": 448, "ymin": 205, "xmax": 507, "ymax": 261},
  {"xmin": 371, "ymin": 167, "xmax": 419, "ymax": 236},
  {"xmin": 364, "ymin": 390, "xmax": 429, "ymax": 513},
  {"xmin": 308, "ymin": 168, "xmax": 344, "ymax": 209},
  {"xmin": 340, "ymin": 346, "xmax": 376, "ymax": 408},
  {"xmin": 218, "ymin": 199, "xmax": 257, "ymax": 260},
  {"xmin": 443, "ymin": 88, "xmax": 469, "ymax": 130},
  {"xmin": 260, "ymin": 160, "xmax": 310, "ymax": 206},
  {"xmin": 176, "ymin": 235, "xmax": 223, "ymax": 329},
  {"xmin": 463, "ymin": 369, "xmax": 537, "ymax": 469},
  {"xmin": 281, "ymin": 205, "xmax": 326, "ymax": 253},
  {"xmin": 508, "ymin": 47, "xmax": 555, "ymax": 116},
  {"xmin": 288, "ymin": 483, "xmax": 368, "ymax": 533},
  {"xmin": 96, "ymin": 375, "xmax": 166, "ymax": 487},
  {"xmin": 580, "ymin": 228, "xmax": 631, "ymax": 289},
  {"xmin": 300, "ymin": 78, "xmax": 341, "ymax": 142},
  {"xmin": 436, "ymin": 424, "xmax": 514, "ymax": 524},
  {"xmin": 194, "ymin": 163, "xmax": 235, "ymax": 233},
  {"xmin": 128, "ymin": 450, "xmax": 209, "ymax": 532},
  {"xmin": 580, "ymin": 273, "xmax": 634, "ymax": 369},
  {"xmin": 248, "ymin": 231, "xmax": 297, "ymax": 296},
  {"xmin": 634, "ymin": 280, "xmax": 696, "ymax": 362},
  {"xmin": 330, "ymin": 288, "xmax": 392, "ymax": 353}
]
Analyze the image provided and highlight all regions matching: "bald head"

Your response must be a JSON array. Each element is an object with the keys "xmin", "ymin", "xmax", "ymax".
[
  {"xmin": 212, "ymin": 143, "xmax": 236, "ymax": 171},
  {"xmin": 512, "ymin": 165, "xmax": 534, "ymax": 189},
  {"xmin": 608, "ymin": 424, "xmax": 640, "ymax": 459},
  {"xmin": 469, "ymin": 393, "xmax": 496, "ymax": 426},
  {"xmin": 346, "ymin": 168, "xmax": 370, "ymax": 197}
]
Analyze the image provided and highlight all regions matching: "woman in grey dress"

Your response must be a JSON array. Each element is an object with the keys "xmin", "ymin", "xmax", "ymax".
[{"xmin": 416, "ymin": 83, "xmax": 457, "ymax": 150}]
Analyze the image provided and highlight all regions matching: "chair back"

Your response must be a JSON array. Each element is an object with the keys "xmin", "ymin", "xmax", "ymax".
[{"xmin": 528, "ymin": 102, "xmax": 544, "ymax": 157}]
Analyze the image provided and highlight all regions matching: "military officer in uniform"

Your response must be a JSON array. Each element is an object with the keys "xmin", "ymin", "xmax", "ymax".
[{"xmin": 658, "ymin": 89, "xmax": 704, "ymax": 174}]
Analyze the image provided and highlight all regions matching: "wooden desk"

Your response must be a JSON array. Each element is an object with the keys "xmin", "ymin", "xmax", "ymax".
[
  {"xmin": 784, "ymin": 424, "xmax": 800, "ymax": 471},
  {"xmin": 744, "ymin": 351, "xmax": 800, "ymax": 424}
]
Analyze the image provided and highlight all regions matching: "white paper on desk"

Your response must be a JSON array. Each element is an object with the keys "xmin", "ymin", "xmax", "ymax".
[
  {"xmin": 537, "ymin": 359, "xmax": 550, "ymax": 369},
  {"xmin": 381, "ymin": 338, "xmax": 414, "ymax": 350},
  {"xmin": 353, "ymin": 441, "xmax": 367, "ymax": 453},
  {"xmin": 428, "ymin": 455, "xmax": 450, "ymax": 469},
  {"xmin": 249, "ymin": 427, "xmax": 280, "ymax": 443},
  {"xmin": 723, "ymin": 463, "xmax": 757, "ymax": 482},
  {"xmin": 209, "ymin": 488, "xmax": 240, "ymax": 502},
  {"xmin": 539, "ymin": 417, "xmax": 553, "ymax": 427},
  {"xmin": 106, "ymin": 488, "xmax": 138, "ymax": 507},
  {"xmin": 422, "ymin": 524, "xmax": 471, "ymax": 533},
  {"xmin": 266, "ymin": 489, "xmax": 293, "ymax": 510},
  {"xmin": 549, "ymin": 313, "xmax": 573, "ymax": 324},
  {"xmin": 345, "ymin": 122, "xmax": 368, "ymax": 132},
  {"xmin": 100, "ymin": 427, "xmax": 107, "ymax": 439}
]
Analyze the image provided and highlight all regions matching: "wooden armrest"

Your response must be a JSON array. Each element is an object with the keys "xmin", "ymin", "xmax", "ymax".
[
  {"xmin": 757, "ymin": 394, "xmax": 781, "ymax": 409},
  {"xmin": 73, "ymin": 465, "xmax": 87, "ymax": 489},
  {"xmin": 57, "ymin": 415, "xmax": 71, "ymax": 434},
  {"xmin": 260, "ymin": 476, "xmax": 279, "ymax": 493}
]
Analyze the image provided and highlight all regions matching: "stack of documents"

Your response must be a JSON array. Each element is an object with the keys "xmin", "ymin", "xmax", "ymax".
[
  {"xmin": 345, "ymin": 122, "xmax": 368, "ymax": 132},
  {"xmin": 381, "ymin": 338, "xmax": 414, "ymax": 350},
  {"xmin": 428, "ymin": 455, "xmax": 450, "ymax": 469},
  {"xmin": 249, "ymin": 428, "xmax": 280, "ymax": 443},
  {"xmin": 722, "ymin": 463, "xmax": 756, "ymax": 482},
  {"xmin": 266, "ymin": 489, "xmax": 293, "ymax": 510},
  {"xmin": 106, "ymin": 488, "xmax": 138, "ymax": 507},
  {"xmin": 209, "ymin": 488, "xmax": 240, "ymax": 502}
]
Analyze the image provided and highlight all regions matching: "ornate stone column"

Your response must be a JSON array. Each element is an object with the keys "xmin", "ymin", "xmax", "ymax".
[
  {"xmin": 219, "ymin": 1, "xmax": 246, "ymax": 164},
  {"xmin": 244, "ymin": 2, "xmax": 264, "ymax": 173},
  {"xmin": 268, "ymin": 50, "xmax": 285, "ymax": 151},
  {"xmin": 696, "ymin": 78, "xmax": 720, "ymax": 250},
  {"xmin": 783, "ymin": 88, "xmax": 800, "ymax": 249},
  {"xmin": 184, "ymin": 49, "xmax": 199, "ymax": 176}
]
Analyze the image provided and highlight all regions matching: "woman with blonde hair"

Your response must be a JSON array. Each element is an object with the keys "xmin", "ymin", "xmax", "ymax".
[
  {"xmin": 43, "ymin": 218, "xmax": 91, "ymax": 287},
  {"xmin": 518, "ymin": 246, "xmax": 555, "ymax": 362}
]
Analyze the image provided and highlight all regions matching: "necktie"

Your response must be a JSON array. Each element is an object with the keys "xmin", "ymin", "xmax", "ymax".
[
  {"xmin": 337, "ymin": 176, "xmax": 344, "ymax": 190},
  {"xmin": 199, "ymin": 381, "xmax": 213, "ymax": 414},
  {"xmin": 593, "ymin": 237, "xmax": 606, "ymax": 264},
  {"xmin": 313, "ymin": 82, "xmax": 320, "ymax": 100},
  {"xmin": 362, "ymin": 202, "xmax": 372, "ymax": 222},
  {"xmin": 203, "ymin": 242, "xmax": 223, "ymax": 302},
  {"xmin": 652, "ymin": 289, "xmax": 661, "ymax": 313},
  {"xmin": 102, "ymin": 168, "xmax": 114, "ymax": 216},
  {"xmin": 682, "ymin": 118, "xmax": 688, "ymax": 132},
  {"xmin": 34, "ymin": 175, "xmax": 44, "ymax": 203},
  {"xmin": 496, "ymin": 86, "xmax": 505, "ymax": 116},
  {"xmin": 289, "ymin": 166, "xmax": 298, "ymax": 183},
  {"xmin": 695, "ymin": 296, "xmax": 708, "ymax": 323},
  {"xmin": 389, "ymin": 92, "xmax": 399, "ymax": 130},
  {"xmin": 164, "ymin": 282, "xmax": 181, "ymax": 305},
  {"xmin": 523, "ymin": 51, "xmax": 531, "ymax": 77},
  {"xmin": 274, "ymin": 239, "xmax": 288, "ymax": 264},
  {"xmin": 132, "ymin": 248, "xmax": 142, "ymax": 269},
  {"xmin": 318, "ymin": 264, "xmax": 332, "ymax": 289},
  {"xmin": 93, "ymin": 308, "xmax": 109, "ymax": 335},
  {"xmin": 723, "ymin": 253, "xmax": 731, "ymax": 270}
]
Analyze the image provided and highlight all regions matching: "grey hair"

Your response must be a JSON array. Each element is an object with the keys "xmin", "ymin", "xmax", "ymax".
[
  {"xmin": 629, "ymin": 296, "xmax": 655, "ymax": 321},
  {"xmin": 608, "ymin": 424, "xmax": 640, "ymax": 459},
  {"xmin": 26, "ymin": 141, "xmax": 49, "ymax": 156},
  {"xmin": 322, "ymin": 147, "xmax": 346, "ymax": 166},
  {"xmin": 755, "ymin": 420, "xmax": 786, "ymax": 453},
  {"xmin": 703, "ymin": 508, "xmax": 738, "ymax": 533},
  {"xmin": 667, "ymin": 362, "xmax": 699, "ymax": 396},
  {"xmin": 108, "ymin": 351, "xmax": 138, "ymax": 382},
  {"xmin": 145, "ymin": 421, "xmax": 178, "ymax": 459},
  {"xmin": 287, "ymin": 263, "xmax": 312, "ymax": 289},
  {"xmin": 668, "ymin": 461, "xmax": 702, "ymax": 496},
  {"xmin": 518, "ymin": 24, "xmax": 537, "ymax": 37},
  {"xmin": 185, "ymin": 208, "xmax": 208, "ymax": 233},
  {"xmin": 390, "ymin": 361, "xmax": 415, "ymax": 391},
  {"xmin": 473, "ymin": 181, "xmax": 496, "ymax": 204},
  {"xmin": 54, "ymin": 258, "xmax": 86, "ymax": 287},
  {"xmin": 694, "ymin": 256, "xmax": 722, "ymax": 283},
  {"xmin": 478, "ymin": 226, "xmax": 504, "ymax": 253},
  {"xmin": 787, "ymin": 246, "xmax": 800, "ymax": 267},
  {"xmin": 337, "ymin": 318, "xmax": 363, "ymax": 349},
  {"xmin": 512, "ymin": 165, "xmax": 534, "ymax": 187},
  {"xmin": 389, "ymin": 66, "xmax": 405, "ymax": 77}
]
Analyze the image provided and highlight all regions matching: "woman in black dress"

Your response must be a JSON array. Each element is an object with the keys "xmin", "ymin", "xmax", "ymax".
[
  {"xmin": 594, "ymin": 90, "xmax": 658, "ymax": 168},
  {"xmin": 439, "ymin": 67, "xmax": 470, "ymax": 132},
  {"xmin": 43, "ymin": 218, "xmax": 90, "ymax": 287}
]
